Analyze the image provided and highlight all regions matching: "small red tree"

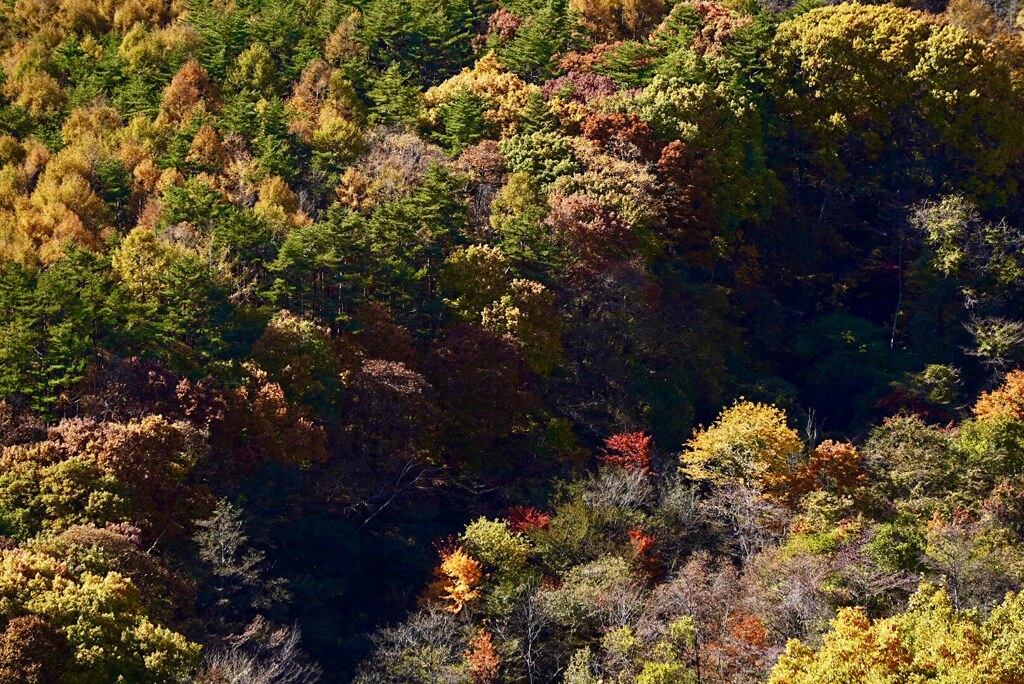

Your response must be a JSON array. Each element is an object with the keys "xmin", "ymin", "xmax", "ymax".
[
  {"xmin": 599, "ymin": 432, "xmax": 653, "ymax": 473},
  {"xmin": 705, "ymin": 613, "xmax": 769, "ymax": 683},
  {"xmin": 465, "ymin": 630, "xmax": 500, "ymax": 684},
  {"xmin": 628, "ymin": 527, "xmax": 660, "ymax": 580},
  {"xmin": 507, "ymin": 506, "xmax": 550, "ymax": 532}
]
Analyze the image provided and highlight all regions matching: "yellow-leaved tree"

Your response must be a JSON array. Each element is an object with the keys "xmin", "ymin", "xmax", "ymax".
[
  {"xmin": 425, "ymin": 546, "xmax": 486, "ymax": 614},
  {"xmin": 769, "ymin": 584, "xmax": 1024, "ymax": 683},
  {"xmin": 422, "ymin": 52, "xmax": 534, "ymax": 137},
  {"xmin": 680, "ymin": 400, "xmax": 803, "ymax": 489}
]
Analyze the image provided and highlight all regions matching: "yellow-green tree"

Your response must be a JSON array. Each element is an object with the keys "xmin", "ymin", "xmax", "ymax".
[
  {"xmin": 441, "ymin": 244, "xmax": 512, "ymax": 321},
  {"xmin": 482, "ymin": 279, "xmax": 562, "ymax": 376},
  {"xmin": 0, "ymin": 541, "xmax": 200, "ymax": 683},
  {"xmin": 766, "ymin": 2, "xmax": 1024, "ymax": 204},
  {"xmin": 769, "ymin": 584, "xmax": 1024, "ymax": 684}
]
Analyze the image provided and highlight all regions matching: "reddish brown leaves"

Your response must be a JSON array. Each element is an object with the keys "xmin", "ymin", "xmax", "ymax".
[
  {"xmin": 507, "ymin": 506, "xmax": 550, "ymax": 532},
  {"xmin": 485, "ymin": 8, "xmax": 525, "ymax": 42},
  {"xmin": 545, "ymin": 193, "xmax": 636, "ymax": 280},
  {"xmin": 466, "ymin": 630, "xmax": 501, "ymax": 683},
  {"xmin": 0, "ymin": 616, "xmax": 68, "ymax": 684},
  {"xmin": 158, "ymin": 60, "xmax": 220, "ymax": 128},
  {"xmin": 177, "ymin": 368, "xmax": 329, "ymax": 469},
  {"xmin": 774, "ymin": 440, "xmax": 867, "ymax": 507},
  {"xmin": 541, "ymin": 72, "xmax": 619, "ymax": 103},
  {"xmin": 599, "ymin": 432, "xmax": 653, "ymax": 473},
  {"xmin": 581, "ymin": 112, "xmax": 658, "ymax": 160}
]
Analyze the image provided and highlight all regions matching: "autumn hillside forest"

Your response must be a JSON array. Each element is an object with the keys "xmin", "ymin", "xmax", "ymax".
[{"xmin": 2, "ymin": 0, "xmax": 1024, "ymax": 679}]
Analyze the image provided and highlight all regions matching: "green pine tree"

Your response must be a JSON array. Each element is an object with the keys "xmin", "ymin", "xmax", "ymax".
[
  {"xmin": 519, "ymin": 90, "xmax": 556, "ymax": 134},
  {"xmin": 368, "ymin": 63, "xmax": 422, "ymax": 127},
  {"xmin": 499, "ymin": 0, "xmax": 569, "ymax": 80},
  {"xmin": 438, "ymin": 87, "xmax": 487, "ymax": 154}
]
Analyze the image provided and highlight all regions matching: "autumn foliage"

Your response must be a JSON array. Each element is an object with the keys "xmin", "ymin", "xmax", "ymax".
[
  {"xmin": 465, "ymin": 630, "xmax": 501, "ymax": 683},
  {"xmin": 0, "ymin": 0, "xmax": 1023, "ymax": 678},
  {"xmin": 773, "ymin": 440, "xmax": 868, "ymax": 507},
  {"xmin": 507, "ymin": 505, "xmax": 551, "ymax": 532},
  {"xmin": 599, "ymin": 432, "xmax": 654, "ymax": 473},
  {"xmin": 975, "ymin": 369, "xmax": 1024, "ymax": 420},
  {"xmin": 428, "ymin": 545, "xmax": 486, "ymax": 614}
]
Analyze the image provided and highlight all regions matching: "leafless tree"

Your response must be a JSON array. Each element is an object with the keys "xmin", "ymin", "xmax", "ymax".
[
  {"xmin": 353, "ymin": 609, "xmax": 470, "ymax": 684},
  {"xmin": 925, "ymin": 514, "xmax": 1022, "ymax": 610},
  {"xmin": 700, "ymin": 485, "xmax": 790, "ymax": 563},
  {"xmin": 197, "ymin": 618, "xmax": 321, "ymax": 684},
  {"xmin": 494, "ymin": 583, "xmax": 554, "ymax": 684},
  {"xmin": 584, "ymin": 467, "xmax": 655, "ymax": 512}
]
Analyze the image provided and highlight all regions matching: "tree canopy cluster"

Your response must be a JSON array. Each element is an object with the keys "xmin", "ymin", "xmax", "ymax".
[{"xmin": 1, "ymin": 0, "xmax": 1024, "ymax": 678}]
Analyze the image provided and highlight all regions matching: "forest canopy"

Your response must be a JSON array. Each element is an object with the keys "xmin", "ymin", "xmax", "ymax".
[{"xmin": 1, "ymin": 0, "xmax": 1024, "ymax": 679}]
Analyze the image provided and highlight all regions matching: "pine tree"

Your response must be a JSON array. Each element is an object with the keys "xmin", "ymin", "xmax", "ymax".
[
  {"xmin": 159, "ymin": 253, "xmax": 235, "ymax": 371},
  {"xmin": 368, "ymin": 63, "xmax": 422, "ymax": 127},
  {"xmin": 186, "ymin": 0, "xmax": 248, "ymax": 82},
  {"xmin": 356, "ymin": 165, "xmax": 468, "ymax": 329},
  {"xmin": 499, "ymin": 0, "xmax": 569, "ymax": 80},
  {"xmin": 438, "ymin": 87, "xmax": 487, "ymax": 154},
  {"xmin": 267, "ymin": 219, "xmax": 357, "ymax": 326},
  {"xmin": 518, "ymin": 90, "xmax": 556, "ymax": 134}
]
